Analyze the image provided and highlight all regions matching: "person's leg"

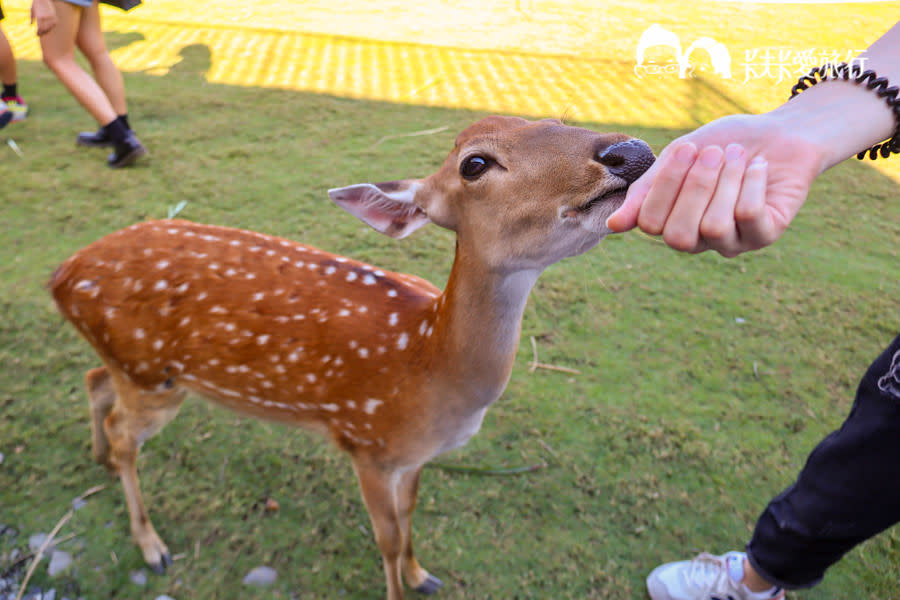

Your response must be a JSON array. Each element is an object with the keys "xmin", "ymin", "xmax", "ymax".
[
  {"xmin": 647, "ymin": 333, "xmax": 900, "ymax": 600},
  {"xmin": 0, "ymin": 27, "xmax": 16, "ymax": 89},
  {"xmin": 0, "ymin": 25, "xmax": 28, "ymax": 121},
  {"xmin": 39, "ymin": 0, "xmax": 116, "ymax": 126},
  {"xmin": 746, "ymin": 332, "xmax": 900, "ymax": 589},
  {"xmin": 75, "ymin": 1, "xmax": 126, "ymax": 116}
]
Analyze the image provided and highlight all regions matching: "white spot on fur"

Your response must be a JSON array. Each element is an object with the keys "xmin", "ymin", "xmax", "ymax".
[
  {"xmin": 156, "ymin": 260, "xmax": 170, "ymax": 269},
  {"xmin": 338, "ymin": 309, "xmax": 351, "ymax": 317},
  {"xmin": 306, "ymin": 373, "xmax": 317, "ymax": 383},
  {"xmin": 388, "ymin": 313, "xmax": 399, "ymax": 326},
  {"xmin": 397, "ymin": 332, "xmax": 408, "ymax": 350},
  {"xmin": 197, "ymin": 292, "xmax": 208, "ymax": 301},
  {"xmin": 363, "ymin": 398, "xmax": 383, "ymax": 414},
  {"xmin": 179, "ymin": 316, "xmax": 191, "ymax": 327},
  {"xmin": 153, "ymin": 339, "xmax": 164, "ymax": 351},
  {"xmin": 346, "ymin": 271, "xmax": 358, "ymax": 282},
  {"xmin": 363, "ymin": 274, "xmax": 376, "ymax": 285},
  {"xmin": 387, "ymin": 289, "xmax": 398, "ymax": 298},
  {"xmin": 358, "ymin": 348, "xmax": 369, "ymax": 359},
  {"xmin": 134, "ymin": 328, "xmax": 146, "ymax": 340},
  {"xmin": 154, "ymin": 280, "xmax": 168, "ymax": 291},
  {"xmin": 321, "ymin": 403, "xmax": 339, "ymax": 412}
]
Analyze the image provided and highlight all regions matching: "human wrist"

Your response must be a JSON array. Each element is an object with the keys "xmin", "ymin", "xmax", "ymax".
[{"xmin": 768, "ymin": 78, "xmax": 897, "ymax": 173}]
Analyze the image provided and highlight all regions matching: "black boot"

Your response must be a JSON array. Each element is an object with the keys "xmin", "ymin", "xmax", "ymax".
[
  {"xmin": 108, "ymin": 132, "xmax": 147, "ymax": 168},
  {"xmin": 103, "ymin": 117, "xmax": 147, "ymax": 168},
  {"xmin": 76, "ymin": 127, "xmax": 115, "ymax": 147},
  {"xmin": 77, "ymin": 115, "xmax": 133, "ymax": 148}
]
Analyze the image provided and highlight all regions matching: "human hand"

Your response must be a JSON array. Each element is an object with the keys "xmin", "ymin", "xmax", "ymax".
[
  {"xmin": 31, "ymin": 0, "xmax": 57, "ymax": 36},
  {"xmin": 607, "ymin": 113, "xmax": 824, "ymax": 257}
]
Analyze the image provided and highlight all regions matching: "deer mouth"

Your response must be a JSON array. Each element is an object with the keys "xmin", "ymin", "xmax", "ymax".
[{"xmin": 577, "ymin": 185, "xmax": 629, "ymax": 214}]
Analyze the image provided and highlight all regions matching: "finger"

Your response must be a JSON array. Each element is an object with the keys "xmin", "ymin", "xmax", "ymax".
[
  {"xmin": 606, "ymin": 154, "xmax": 663, "ymax": 232},
  {"xmin": 636, "ymin": 142, "xmax": 698, "ymax": 235},
  {"xmin": 661, "ymin": 145, "xmax": 724, "ymax": 252},
  {"xmin": 735, "ymin": 156, "xmax": 776, "ymax": 250},
  {"xmin": 699, "ymin": 143, "xmax": 746, "ymax": 255}
]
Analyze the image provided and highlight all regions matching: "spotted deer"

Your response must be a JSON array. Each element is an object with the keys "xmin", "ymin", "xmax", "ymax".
[{"xmin": 50, "ymin": 116, "xmax": 654, "ymax": 600}]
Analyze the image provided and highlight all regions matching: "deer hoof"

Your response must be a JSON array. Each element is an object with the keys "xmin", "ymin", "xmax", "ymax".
[
  {"xmin": 148, "ymin": 551, "xmax": 172, "ymax": 574},
  {"xmin": 414, "ymin": 574, "xmax": 444, "ymax": 595}
]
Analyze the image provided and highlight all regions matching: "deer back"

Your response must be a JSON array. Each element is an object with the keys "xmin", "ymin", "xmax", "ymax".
[{"xmin": 51, "ymin": 220, "xmax": 442, "ymax": 453}]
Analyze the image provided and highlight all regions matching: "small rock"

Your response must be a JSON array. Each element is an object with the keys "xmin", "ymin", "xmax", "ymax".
[
  {"xmin": 71, "ymin": 498, "xmax": 87, "ymax": 511},
  {"xmin": 155, "ymin": 596, "xmax": 176, "ymax": 600},
  {"xmin": 29, "ymin": 533, "xmax": 53, "ymax": 555},
  {"xmin": 0, "ymin": 524, "xmax": 18, "ymax": 538},
  {"xmin": 23, "ymin": 585, "xmax": 42, "ymax": 600},
  {"xmin": 129, "ymin": 570, "xmax": 147, "ymax": 586},
  {"xmin": 242, "ymin": 566, "xmax": 277, "ymax": 587},
  {"xmin": 47, "ymin": 551, "xmax": 72, "ymax": 577},
  {"xmin": 0, "ymin": 451, "xmax": 4, "ymax": 465},
  {"xmin": 44, "ymin": 590, "xmax": 57, "ymax": 600}
]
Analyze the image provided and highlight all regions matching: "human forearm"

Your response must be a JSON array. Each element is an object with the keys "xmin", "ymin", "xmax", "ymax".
[{"xmin": 769, "ymin": 22, "xmax": 899, "ymax": 173}]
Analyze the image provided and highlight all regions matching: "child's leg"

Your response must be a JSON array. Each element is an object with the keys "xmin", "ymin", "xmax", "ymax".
[
  {"xmin": 40, "ymin": 0, "xmax": 116, "ymax": 126},
  {"xmin": 76, "ymin": 1, "xmax": 126, "ymax": 116}
]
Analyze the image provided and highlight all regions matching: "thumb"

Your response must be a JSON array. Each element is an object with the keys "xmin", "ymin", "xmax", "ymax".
[{"xmin": 606, "ymin": 161, "xmax": 658, "ymax": 232}]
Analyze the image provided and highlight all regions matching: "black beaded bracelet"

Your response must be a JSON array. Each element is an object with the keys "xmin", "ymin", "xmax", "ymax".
[{"xmin": 790, "ymin": 62, "xmax": 900, "ymax": 160}]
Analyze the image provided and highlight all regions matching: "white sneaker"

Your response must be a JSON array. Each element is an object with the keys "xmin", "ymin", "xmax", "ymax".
[{"xmin": 646, "ymin": 552, "xmax": 785, "ymax": 600}]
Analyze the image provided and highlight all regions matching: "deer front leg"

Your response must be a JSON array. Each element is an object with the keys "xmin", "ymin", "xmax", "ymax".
[
  {"xmin": 397, "ymin": 467, "xmax": 443, "ymax": 594},
  {"xmin": 353, "ymin": 461, "xmax": 407, "ymax": 600}
]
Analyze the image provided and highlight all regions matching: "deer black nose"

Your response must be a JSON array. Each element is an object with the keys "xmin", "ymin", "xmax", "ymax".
[{"xmin": 597, "ymin": 139, "xmax": 655, "ymax": 184}]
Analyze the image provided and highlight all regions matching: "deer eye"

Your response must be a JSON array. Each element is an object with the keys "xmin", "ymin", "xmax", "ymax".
[{"xmin": 460, "ymin": 155, "xmax": 491, "ymax": 180}]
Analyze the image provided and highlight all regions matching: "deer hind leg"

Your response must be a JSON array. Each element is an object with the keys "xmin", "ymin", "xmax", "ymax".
[
  {"xmin": 103, "ymin": 368, "xmax": 185, "ymax": 573},
  {"xmin": 85, "ymin": 366, "xmax": 116, "ymax": 469},
  {"xmin": 353, "ymin": 461, "xmax": 407, "ymax": 600},
  {"xmin": 397, "ymin": 466, "xmax": 442, "ymax": 594}
]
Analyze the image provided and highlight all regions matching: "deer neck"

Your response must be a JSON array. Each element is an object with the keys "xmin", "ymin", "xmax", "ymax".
[{"xmin": 426, "ymin": 243, "xmax": 541, "ymax": 413}]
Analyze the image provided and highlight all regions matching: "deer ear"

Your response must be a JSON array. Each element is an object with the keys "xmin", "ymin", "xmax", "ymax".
[{"xmin": 328, "ymin": 181, "xmax": 430, "ymax": 239}]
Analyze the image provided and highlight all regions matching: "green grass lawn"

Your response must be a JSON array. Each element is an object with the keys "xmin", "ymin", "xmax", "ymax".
[{"xmin": 2, "ymin": 50, "xmax": 900, "ymax": 600}]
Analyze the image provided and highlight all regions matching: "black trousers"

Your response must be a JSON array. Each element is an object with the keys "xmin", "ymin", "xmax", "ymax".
[{"xmin": 746, "ymin": 333, "xmax": 900, "ymax": 589}]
